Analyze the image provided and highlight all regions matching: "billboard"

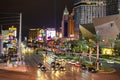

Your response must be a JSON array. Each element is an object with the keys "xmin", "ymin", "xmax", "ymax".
[{"xmin": 46, "ymin": 28, "xmax": 56, "ymax": 40}]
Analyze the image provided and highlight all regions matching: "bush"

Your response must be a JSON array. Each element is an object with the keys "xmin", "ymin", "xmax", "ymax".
[{"xmin": 100, "ymin": 55, "xmax": 111, "ymax": 59}]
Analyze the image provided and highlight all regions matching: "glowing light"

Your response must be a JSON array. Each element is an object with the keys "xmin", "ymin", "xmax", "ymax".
[
  {"xmin": 102, "ymin": 48, "xmax": 113, "ymax": 55},
  {"xmin": 37, "ymin": 70, "xmax": 41, "ymax": 77}
]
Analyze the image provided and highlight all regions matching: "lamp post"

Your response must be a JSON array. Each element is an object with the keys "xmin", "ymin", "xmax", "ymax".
[
  {"xmin": 17, "ymin": 13, "xmax": 22, "ymax": 61},
  {"xmin": 0, "ymin": 25, "xmax": 3, "ymax": 55}
]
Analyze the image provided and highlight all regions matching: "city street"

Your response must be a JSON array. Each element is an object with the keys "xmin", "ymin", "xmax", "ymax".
[{"xmin": 0, "ymin": 51, "xmax": 120, "ymax": 80}]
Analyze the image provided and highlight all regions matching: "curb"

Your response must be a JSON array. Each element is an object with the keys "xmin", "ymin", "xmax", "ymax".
[
  {"xmin": 0, "ymin": 65, "xmax": 28, "ymax": 72},
  {"xmin": 0, "ymin": 63, "xmax": 28, "ymax": 72},
  {"xmin": 98, "ymin": 69, "xmax": 116, "ymax": 73}
]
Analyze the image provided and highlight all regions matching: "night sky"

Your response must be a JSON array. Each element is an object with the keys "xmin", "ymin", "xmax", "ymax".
[{"xmin": 0, "ymin": 0, "xmax": 74, "ymax": 29}]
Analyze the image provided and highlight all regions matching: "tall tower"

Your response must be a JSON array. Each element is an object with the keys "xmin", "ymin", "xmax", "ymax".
[
  {"xmin": 62, "ymin": 6, "xmax": 69, "ymax": 38},
  {"xmin": 69, "ymin": 9, "xmax": 74, "ymax": 38}
]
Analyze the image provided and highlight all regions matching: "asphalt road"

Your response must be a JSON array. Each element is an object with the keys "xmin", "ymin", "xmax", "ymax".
[{"xmin": 0, "ymin": 50, "xmax": 120, "ymax": 80}]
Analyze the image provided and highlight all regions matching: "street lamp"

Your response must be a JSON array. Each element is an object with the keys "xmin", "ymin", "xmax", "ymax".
[
  {"xmin": 0, "ymin": 25, "xmax": 4, "ymax": 55},
  {"xmin": 17, "ymin": 13, "xmax": 22, "ymax": 61}
]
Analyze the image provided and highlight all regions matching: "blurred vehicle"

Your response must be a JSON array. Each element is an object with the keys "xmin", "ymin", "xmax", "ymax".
[
  {"xmin": 40, "ymin": 65, "xmax": 46, "ymax": 71},
  {"xmin": 81, "ymin": 64, "xmax": 87, "ymax": 70},
  {"xmin": 88, "ymin": 66, "xmax": 97, "ymax": 73},
  {"xmin": 67, "ymin": 59, "xmax": 72, "ymax": 64},
  {"xmin": 107, "ymin": 60, "xmax": 114, "ymax": 64},
  {"xmin": 59, "ymin": 66, "xmax": 65, "ymax": 71},
  {"xmin": 38, "ymin": 63, "xmax": 43, "ymax": 68},
  {"xmin": 70, "ymin": 60, "xmax": 76, "ymax": 65},
  {"xmin": 56, "ymin": 63, "xmax": 60, "ymax": 68},
  {"xmin": 74, "ymin": 61, "xmax": 80, "ymax": 67},
  {"xmin": 51, "ymin": 62, "xmax": 56, "ymax": 70},
  {"xmin": 51, "ymin": 61, "xmax": 63, "ymax": 71},
  {"xmin": 51, "ymin": 62, "xmax": 55, "ymax": 67}
]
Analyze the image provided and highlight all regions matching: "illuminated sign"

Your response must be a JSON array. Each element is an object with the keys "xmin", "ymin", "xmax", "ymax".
[
  {"xmin": 9, "ymin": 26, "xmax": 17, "ymax": 37},
  {"xmin": 46, "ymin": 28, "xmax": 56, "ymax": 40},
  {"xmin": 102, "ymin": 48, "xmax": 113, "ymax": 55},
  {"xmin": 9, "ymin": 26, "xmax": 17, "ymax": 31},
  {"xmin": 38, "ymin": 37, "xmax": 42, "ymax": 41},
  {"xmin": 9, "ymin": 36, "xmax": 15, "ymax": 40}
]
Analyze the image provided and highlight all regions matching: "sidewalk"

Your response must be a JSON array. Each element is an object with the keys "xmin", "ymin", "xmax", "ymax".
[{"xmin": 0, "ymin": 61, "xmax": 27, "ymax": 72}]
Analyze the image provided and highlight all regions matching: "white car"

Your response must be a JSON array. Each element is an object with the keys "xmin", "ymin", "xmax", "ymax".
[
  {"xmin": 107, "ymin": 60, "xmax": 114, "ymax": 64},
  {"xmin": 70, "ymin": 60, "xmax": 76, "ymax": 65}
]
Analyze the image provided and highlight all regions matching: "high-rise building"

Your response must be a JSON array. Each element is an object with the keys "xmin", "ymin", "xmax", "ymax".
[
  {"xmin": 61, "ymin": 7, "xmax": 75, "ymax": 39},
  {"xmin": 69, "ymin": 9, "xmax": 74, "ymax": 38},
  {"xmin": 74, "ymin": 0, "xmax": 106, "ymax": 25},
  {"xmin": 28, "ymin": 28, "xmax": 40, "ymax": 41},
  {"xmin": 106, "ymin": 0, "xmax": 119, "ymax": 15},
  {"xmin": 61, "ymin": 7, "xmax": 69, "ymax": 38},
  {"xmin": 74, "ymin": 0, "xmax": 120, "ymax": 39}
]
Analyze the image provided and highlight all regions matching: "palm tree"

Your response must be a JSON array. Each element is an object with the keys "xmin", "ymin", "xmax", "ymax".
[{"xmin": 95, "ymin": 31, "xmax": 102, "ymax": 70}]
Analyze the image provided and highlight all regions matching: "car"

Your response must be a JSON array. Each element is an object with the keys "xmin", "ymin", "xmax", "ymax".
[
  {"xmin": 107, "ymin": 60, "xmax": 114, "ymax": 64},
  {"xmin": 40, "ymin": 65, "xmax": 46, "ymax": 71},
  {"xmin": 66, "ymin": 59, "xmax": 72, "ymax": 64},
  {"xmin": 74, "ymin": 61, "xmax": 80, "ymax": 67},
  {"xmin": 51, "ymin": 62, "xmax": 55, "ymax": 67},
  {"xmin": 56, "ymin": 63, "xmax": 61, "ymax": 68},
  {"xmin": 70, "ymin": 60, "xmax": 76, "ymax": 65},
  {"xmin": 59, "ymin": 66, "xmax": 65, "ymax": 71},
  {"xmin": 81, "ymin": 64, "xmax": 87, "ymax": 70},
  {"xmin": 51, "ymin": 62, "xmax": 60, "ymax": 71},
  {"xmin": 51, "ymin": 65, "xmax": 55, "ymax": 70},
  {"xmin": 88, "ymin": 66, "xmax": 97, "ymax": 73},
  {"xmin": 38, "ymin": 63, "xmax": 43, "ymax": 68}
]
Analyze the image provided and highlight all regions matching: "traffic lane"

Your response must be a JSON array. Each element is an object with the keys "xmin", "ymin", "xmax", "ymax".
[
  {"xmin": 35, "ymin": 54, "xmax": 92, "ymax": 80},
  {"xmin": 24, "ymin": 52, "xmax": 119, "ymax": 80},
  {"xmin": 24, "ymin": 52, "xmax": 44, "ymax": 71},
  {"xmin": 0, "ymin": 69, "xmax": 32, "ymax": 80},
  {"xmin": 92, "ymin": 72, "xmax": 120, "ymax": 80},
  {"xmin": 24, "ymin": 53, "xmax": 38, "ymax": 72},
  {"xmin": 24, "ymin": 51, "xmax": 120, "ymax": 80},
  {"xmin": 36, "ymin": 69, "xmax": 92, "ymax": 80}
]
